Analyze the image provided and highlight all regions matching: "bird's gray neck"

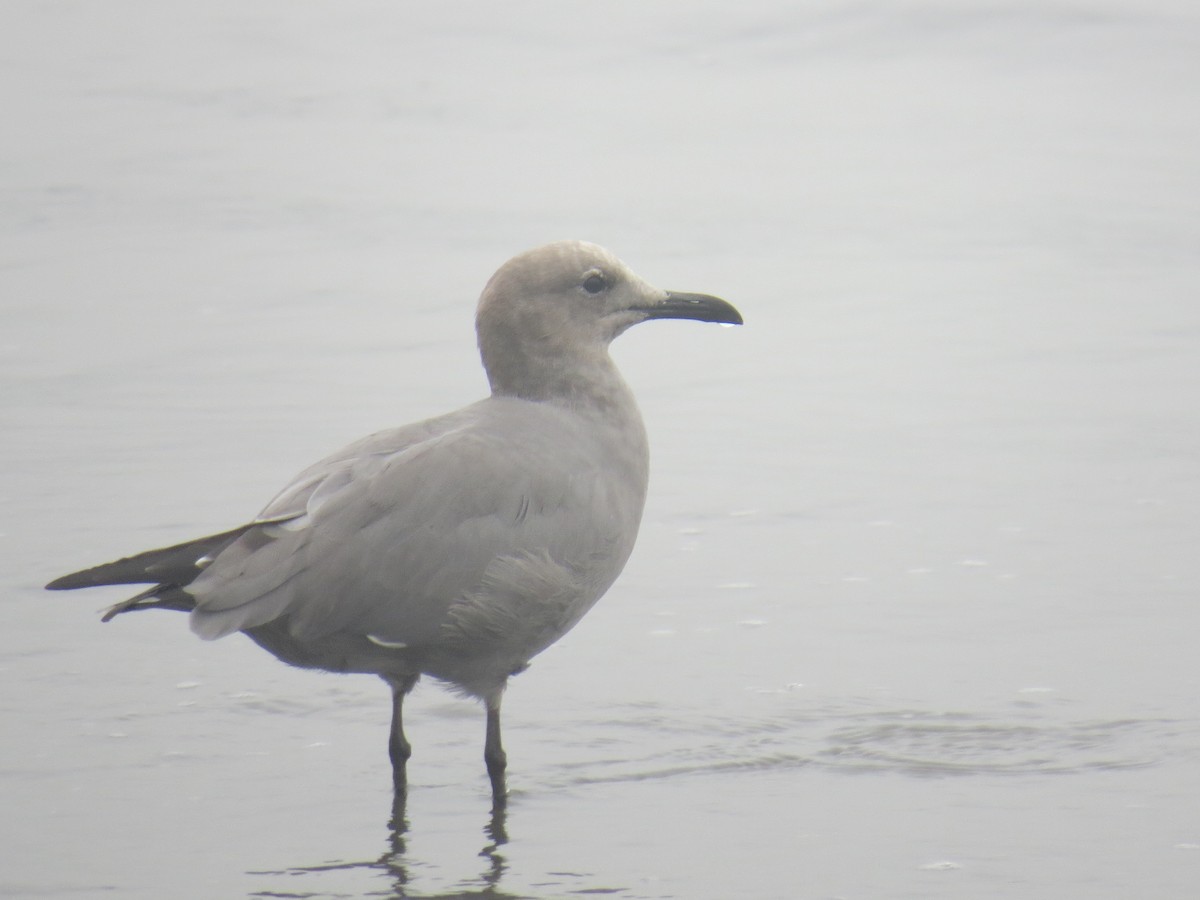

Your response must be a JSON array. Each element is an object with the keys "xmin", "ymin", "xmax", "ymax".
[{"xmin": 484, "ymin": 344, "xmax": 640, "ymax": 418}]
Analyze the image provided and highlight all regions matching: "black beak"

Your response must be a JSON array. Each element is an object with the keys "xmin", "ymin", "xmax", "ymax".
[{"xmin": 638, "ymin": 291, "xmax": 743, "ymax": 326}]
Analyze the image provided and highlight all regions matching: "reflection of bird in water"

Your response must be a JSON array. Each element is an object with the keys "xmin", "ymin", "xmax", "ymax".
[
  {"xmin": 46, "ymin": 240, "xmax": 741, "ymax": 807},
  {"xmin": 247, "ymin": 800, "xmax": 513, "ymax": 898}
]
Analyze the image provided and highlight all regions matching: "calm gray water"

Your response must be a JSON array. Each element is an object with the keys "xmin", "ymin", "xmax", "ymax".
[{"xmin": 3, "ymin": 2, "xmax": 1199, "ymax": 898}]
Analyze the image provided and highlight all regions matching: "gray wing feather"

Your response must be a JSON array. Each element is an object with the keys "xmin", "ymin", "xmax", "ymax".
[{"xmin": 188, "ymin": 398, "xmax": 646, "ymax": 647}]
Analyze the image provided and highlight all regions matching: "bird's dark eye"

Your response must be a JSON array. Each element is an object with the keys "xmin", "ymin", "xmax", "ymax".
[{"xmin": 582, "ymin": 272, "xmax": 607, "ymax": 294}]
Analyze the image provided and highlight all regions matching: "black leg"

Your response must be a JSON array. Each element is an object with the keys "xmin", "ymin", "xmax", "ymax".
[
  {"xmin": 385, "ymin": 675, "xmax": 418, "ymax": 797},
  {"xmin": 484, "ymin": 697, "xmax": 507, "ymax": 808}
]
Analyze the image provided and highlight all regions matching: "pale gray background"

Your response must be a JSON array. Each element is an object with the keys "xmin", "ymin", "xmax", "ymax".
[{"xmin": 3, "ymin": 2, "xmax": 1198, "ymax": 897}]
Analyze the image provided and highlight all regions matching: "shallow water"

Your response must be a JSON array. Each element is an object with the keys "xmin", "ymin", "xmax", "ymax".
[{"xmin": 3, "ymin": 2, "xmax": 1200, "ymax": 898}]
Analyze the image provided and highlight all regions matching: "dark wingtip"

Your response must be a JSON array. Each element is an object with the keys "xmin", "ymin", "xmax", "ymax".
[
  {"xmin": 46, "ymin": 573, "xmax": 83, "ymax": 591},
  {"xmin": 45, "ymin": 566, "xmax": 123, "ymax": 591}
]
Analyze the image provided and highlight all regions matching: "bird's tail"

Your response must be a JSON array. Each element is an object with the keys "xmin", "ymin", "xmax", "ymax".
[
  {"xmin": 97, "ymin": 584, "xmax": 197, "ymax": 622},
  {"xmin": 45, "ymin": 523, "xmax": 259, "ymax": 622}
]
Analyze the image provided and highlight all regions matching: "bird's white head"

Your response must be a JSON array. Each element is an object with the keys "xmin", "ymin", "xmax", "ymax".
[{"xmin": 476, "ymin": 241, "xmax": 740, "ymax": 402}]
